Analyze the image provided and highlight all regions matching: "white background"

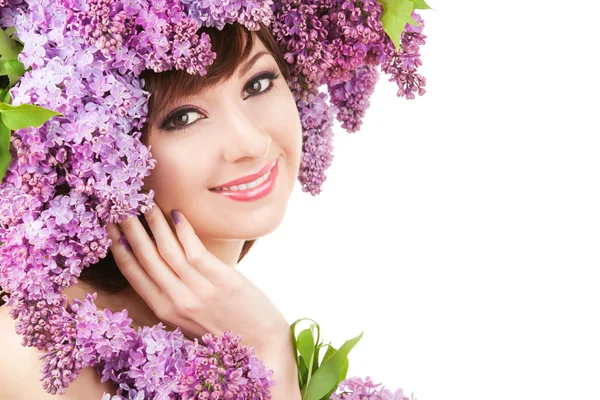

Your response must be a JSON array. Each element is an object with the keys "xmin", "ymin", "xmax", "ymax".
[{"xmin": 243, "ymin": 1, "xmax": 600, "ymax": 400}]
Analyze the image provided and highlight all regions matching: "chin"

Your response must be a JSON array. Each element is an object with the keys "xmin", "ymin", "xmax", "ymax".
[
  {"xmin": 177, "ymin": 161, "xmax": 297, "ymax": 242},
  {"xmin": 200, "ymin": 169, "xmax": 295, "ymax": 240},
  {"xmin": 215, "ymin": 203, "xmax": 288, "ymax": 240}
]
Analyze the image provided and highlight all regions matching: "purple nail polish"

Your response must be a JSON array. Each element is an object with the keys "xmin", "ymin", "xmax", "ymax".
[
  {"xmin": 171, "ymin": 209, "xmax": 181, "ymax": 225},
  {"xmin": 119, "ymin": 235, "xmax": 133, "ymax": 253}
]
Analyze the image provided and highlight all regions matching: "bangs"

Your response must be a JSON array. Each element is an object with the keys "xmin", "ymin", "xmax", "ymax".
[{"xmin": 140, "ymin": 22, "xmax": 291, "ymax": 136}]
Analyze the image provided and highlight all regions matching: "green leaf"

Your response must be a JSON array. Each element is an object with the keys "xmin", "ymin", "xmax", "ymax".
[
  {"xmin": 322, "ymin": 357, "xmax": 349, "ymax": 400},
  {"xmin": 291, "ymin": 318, "xmax": 321, "ymax": 389},
  {"xmin": 311, "ymin": 344, "xmax": 321, "ymax": 375},
  {"xmin": 1, "ymin": 59, "xmax": 24, "ymax": 77},
  {"xmin": 297, "ymin": 328, "xmax": 316, "ymax": 373},
  {"xmin": 316, "ymin": 342, "xmax": 348, "ymax": 399},
  {"xmin": 0, "ymin": 29, "xmax": 21, "ymax": 60},
  {"xmin": 2, "ymin": 59, "xmax": 25, "ymax": 87},
  {"xmin": 302, "ymin": 332, "xmax": 364, "ymax": 400},
  {"xmin": 413, "ymin": 0, "xmax": 432, "ymax": 9},
  {"xmin": 1, "ymin": 89, "xmax": 10, "ymax": 104},
  {"xmin": 321, "ymin": 344, "xmax": 337, "ymax": 365},
  {"xmin": 0, "ymin": 120, "xmax": 11, "ymax": 183},
  {"xmin": 297, "ymin": 327, "xmax": 316, "ymax": 397},
  {"xmin": 379, "ymin": 0, "xmax": 418, "ymax": 51},
  {"xmin": 339, "ymin": 356, "xmax": 349, "ymax": 382},
  {"xmin": 298, "ymin": 355, "xmax": 309, "ymax": 387},
  {"xmin": 0, "ymin": 103, "xmax": 61, "ymax": 130}
]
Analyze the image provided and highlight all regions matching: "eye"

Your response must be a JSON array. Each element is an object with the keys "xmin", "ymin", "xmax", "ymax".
[
  {"xmin": 162, "ymin": 108, "xmax": 203, "ymax": 130},
  {"xmin": 243, "ymin": 71, "xmax": 280, "ymax": 98}
]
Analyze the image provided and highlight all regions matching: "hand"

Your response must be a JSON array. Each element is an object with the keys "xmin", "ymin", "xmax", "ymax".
[{"xmin": 104, "ymin": 202, "xmax": 294, "ymax": 364}]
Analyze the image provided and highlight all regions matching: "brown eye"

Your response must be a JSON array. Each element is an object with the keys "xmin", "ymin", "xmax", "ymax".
[
  {"xmin": 172, "ymin": 112, "xmax": 189, "ymax": 127},
  {"xmin": 243, "ymin": 76, "xmax": 275, "ymax": 98},
  {"xmin": 246, "ymin": 78, "xmax": 269, "ymax": 96},
  {"xmin": 162, "ymin": 109, "xmax": 203, "ymax": 130}
]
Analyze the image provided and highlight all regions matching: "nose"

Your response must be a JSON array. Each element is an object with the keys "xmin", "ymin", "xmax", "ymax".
[{"xmin": 221, "ymin": 107, "xmax": 272, "ymax": 163}]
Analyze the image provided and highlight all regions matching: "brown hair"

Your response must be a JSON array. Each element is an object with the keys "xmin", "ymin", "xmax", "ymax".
[{"xmin": 0, "ymin": 22, "xmax": 291, "ymax": 303}]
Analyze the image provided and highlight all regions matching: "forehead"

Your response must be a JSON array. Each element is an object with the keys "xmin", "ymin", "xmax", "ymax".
[
  {"xmin": 142, "ymin": 29, "xmax": 277, "ymax": 132},
  {"xmin": 245, "ymin": 31, "xmax": 269, "ymax": 56}
]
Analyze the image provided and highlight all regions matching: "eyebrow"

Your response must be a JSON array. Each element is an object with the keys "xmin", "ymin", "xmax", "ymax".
[
  {"xmin": 238, "ymin": 51, "xmax": 269, "ymax": 77},
  {"xmin": 149, "ymin": 51, "xmax": 271, "ymax": 130}
]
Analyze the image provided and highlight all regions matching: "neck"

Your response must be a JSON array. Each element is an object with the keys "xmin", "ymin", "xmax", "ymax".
[{"xmin": 64, "ymin": 238, "xmax": 248, "ymax": 334}]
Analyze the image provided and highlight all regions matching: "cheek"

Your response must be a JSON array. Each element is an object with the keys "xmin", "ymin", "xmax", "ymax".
[
  {"xmin": 143, "ymin": 142, "xmax": 215, "ymax": 196},
  {"xmin": 266, "ymin": 92, "xmax": 303, "ymax": 157}
]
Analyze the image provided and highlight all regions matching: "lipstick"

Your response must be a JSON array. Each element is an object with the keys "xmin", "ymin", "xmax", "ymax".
[{"xmin": 210, "ymin": 159, "xmax": 279, "ymax": 202}]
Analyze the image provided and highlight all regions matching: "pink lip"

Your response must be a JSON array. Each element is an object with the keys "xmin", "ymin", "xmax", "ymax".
[
  {"xmin": 212, "ymin": 159, "xmax": 277, "ymax": 189},
  {"xmin": 211, "ymin": 159, "xmax": 279, "ymax": 202}
]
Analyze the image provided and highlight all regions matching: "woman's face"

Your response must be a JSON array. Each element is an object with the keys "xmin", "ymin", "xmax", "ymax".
[{"xmin": 142, "ymin": 36, "xmax": 302, "ymax": 243}]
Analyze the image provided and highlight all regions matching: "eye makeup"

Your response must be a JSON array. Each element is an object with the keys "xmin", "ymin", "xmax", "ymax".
[
  {"xmin": 243, "ymin": 67, "xmax": 280, "ymax": 99},
  {"xmin": 159, "ymin": 67, "xmax": 282, "ymax": 132}
]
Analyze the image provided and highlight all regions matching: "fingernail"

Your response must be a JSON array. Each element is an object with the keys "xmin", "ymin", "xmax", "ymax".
[
  {"xmin": 171, "ymin": 209, "xmax": 181, "ymax": 225},
  {"xmin": 119, "ymin": 235, "xmax": 133, "ymax": 253}
]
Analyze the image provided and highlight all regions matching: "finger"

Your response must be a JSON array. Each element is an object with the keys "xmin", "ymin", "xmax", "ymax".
[
  {"xmin": 171, "ymin": 209, "xmax": 230, "ymax": 285},
  {"xmin": 142, "ymin": 202, "xmax": 212, "ymax": 289},
  {"xmin": 105, "ymin": 223, "xmax": 162, "ymax": 303},
  {"xmin": 118, "ymin": 211, "xmax": 187, "ymax": 294}
]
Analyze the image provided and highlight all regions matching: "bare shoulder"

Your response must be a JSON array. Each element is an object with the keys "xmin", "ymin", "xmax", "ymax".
[{"xmin": 0, "ymin": 305, "xmax": 118, "ymax": 399}]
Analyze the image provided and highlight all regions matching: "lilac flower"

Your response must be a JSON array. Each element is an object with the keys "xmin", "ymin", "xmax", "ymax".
[
  {"xmin": 18, "ymin": 31, "xmax": 48, "ymax": 68},
  {"xmin": 0, "ymin": 0, "xmax": 428, "ymax": 397},
  {"xmin": 331, "ymin": 376, "xmax": 412, "ymax": 400},
  {"xmin": 328, "ymin": 64, "xmax": 379, "ymax": 132},
  {"xmin": 270, "ymin": 0, "xmax": 335, "ymax": 98},
  {"xmin": 177, "ymin": 330, "xmax": 276, "ymax": 399},
  {"xmin": 381, "ymin": 12, "xmax": 427, "ymax": 100},
  {"xmin": 323, "ymin": 0, "xmax": 386, "ymax": 85},
  {"xmin": 296, "ymin": 91, "xmax": 338, "ymax": 195},
  {"xmin": 181, "ymin": 0, "xmax": 274, "ymax": 31}
]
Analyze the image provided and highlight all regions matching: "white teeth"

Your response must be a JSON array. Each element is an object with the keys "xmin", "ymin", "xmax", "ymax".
[{"xmin": 214, "ymin": 169, "xmax": 271, "ymax": 191}]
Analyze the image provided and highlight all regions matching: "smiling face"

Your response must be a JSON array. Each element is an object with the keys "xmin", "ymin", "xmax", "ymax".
[{"xmin": 141, "ymin": 27, "xmax": 302, "ymax": 245}]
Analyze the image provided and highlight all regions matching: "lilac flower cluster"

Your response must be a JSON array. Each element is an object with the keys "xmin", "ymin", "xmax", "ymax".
[
  {"xmin": 181, "ymin": 0, "xmax": 274, "ymax": 31},
  {"xmin": 324, "ymin": 0, "xmax": 388, "ymax": 86},
  {"xmin": 296, "ymin": 91, "xmax": 337, "ymax": 195},
  {"xmin": 0, "ymin": 0, "xmax": 430, "ymax": 396},
  {"xmin": 331, "ymin": 376, "xmax": 412, "ymax": 400},
  {"xmin": 36, "ymin": 293, "xmax": 275, "ymax": 399},
  {"xmin": 381, "ymin": 13, "xmax": 427, "ymax": 99},
  {"xmin": 270, "ymin": 0, "xmax": 427, "ymax": 193},
  {"xmin": 0, "ymin": 0, "xmax": 274, "ymax": 395},
  {"xmin": 270, "ymin": 0, "xmax": 336, "ymax": 98},
  {"xmin": 57, "ymin": 0, "xmax": 216, "ymax": 75},
  {"xmin": 36, "ymin": 293, "xmax": 136, "ymax": 394},
  {"xmin": 177, "ymin": 330, "xmax": 276, "ymax": 399},
  {"xmin": 328, "ymin": 64, "xmax": 380, "ymax": 133},
  {"xmin": 270, "ymin": 0, "xmax": 426, "ymax": 99}
]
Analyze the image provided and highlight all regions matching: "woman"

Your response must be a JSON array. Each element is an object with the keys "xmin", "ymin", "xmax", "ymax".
[
  {"xmin": 0, "ymin": 1, "xmax": 428, "ymax": 398},
  {"xmin": 0, "ymin": 22, "xmax": 304, "ymax": 399}
]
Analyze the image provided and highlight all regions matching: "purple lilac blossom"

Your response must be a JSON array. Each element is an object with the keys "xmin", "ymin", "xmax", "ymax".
[
  {"xmin": 177, "ymin": 330, "xmax": 276, "ymax": 399},
  {"xmin": 270, "ymin": 0, "xmax": 336, "ymax": 98},
  {"xmin": 328, "ymin": 64, "xmax": 379, "ymax": 133},
  {"xmin": 381, "ymin": 12, "xmax": 427, "ymax": 99},
  {"xmin": 0, "ymin": 0, "xmax": 428, "ymax": 396},
  {"xmin": 0, "ymin": 0, "xmax": 214, "ymax": 394},
  {"xmin": 181, "ymin": 0, "xmax": 274, "ymax": 31},
  {"xmin": 331, "ymin": 376, "xmax": 412, "ymax": 400},
  {"xmin": 297, "ymin": 91, "xmax": 338, "ymax": 195},
  {"xmin": 323, "ymin": 0, "xmax": 386, "ymax": 86}
]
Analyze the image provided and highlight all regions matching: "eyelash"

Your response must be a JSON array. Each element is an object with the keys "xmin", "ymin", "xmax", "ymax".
[{"xmin": 160, "ymin": 69, "xmax": 281, "ymax": 131}]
